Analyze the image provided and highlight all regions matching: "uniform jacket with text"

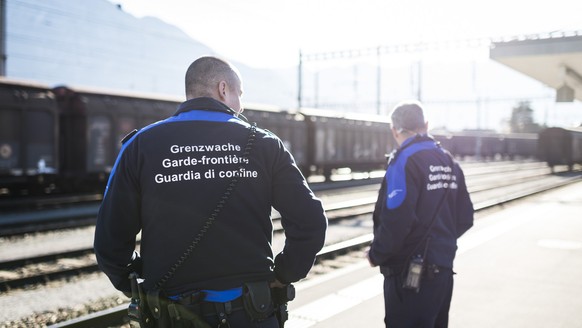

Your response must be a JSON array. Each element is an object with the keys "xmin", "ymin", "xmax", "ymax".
[
  {"xmin": 94, "ymin": 97, "xmax": 328, "ymax": 295},
  {"xmin": 369, "ymin": 134, "xmax": 474, "ymax": 272}
]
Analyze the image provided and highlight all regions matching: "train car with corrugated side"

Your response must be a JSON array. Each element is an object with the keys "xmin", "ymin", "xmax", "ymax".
[
  {"xmin": 301, "ymin": 108, "xmax": 395, "ymax": 179},
  {"xmin": 502, "ymin": 133, "xmax": 538, "ymax": 159},
  {"xmin": 0, "ymin": 78, "xmax": 59, "ymax": 196},
  {"xmin": 538, "ymin": 127, "xmax": 582, "ymax": 170},
  {"xmin": 433, "ymin": 131, "xmax": 500, "ymax": 159},
  {"xmin": 242, "ymin": 106, "xmax": 309, "ymax": 174},
  {"xmin": 51, "ymin": 85, "xmax": 181, "ymax": 193},
  {"xmin": 433, "ymin": 131, "xmax": 538, "ymax": 160},
  {"xmin": 51, "ymin": 86, "xmax": 309, "ymax": 191}
]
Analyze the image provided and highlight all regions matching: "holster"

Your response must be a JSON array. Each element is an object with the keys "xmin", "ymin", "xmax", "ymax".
[
  {"xmin": 166, "ymin": 301, "xmax": 211, "ymax": 328},
  {"xmin": 272, "ymin": 284, "xmax": 295, "ymax": 327},
  {"xmin": 146, "ymin": 289, "xmax": 166, "ymax": 323},
  {"xmin": 242, "ymin": 281, "xmax": 274, "ymax": 321},
  {"xmin": 127, "ymin": 273, "xmax": 154, "ymax": 328},
  {"xmin": 147, "ymin": 289, "xmax": 211, "ymax": 328},
  {"xmin": 128, "ymin": 273, "xmax": 210, "ymax": 328}
]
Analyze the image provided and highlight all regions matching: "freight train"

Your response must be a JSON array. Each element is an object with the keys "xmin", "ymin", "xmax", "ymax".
[
  {"xmin": 432, "ymin": 130, "xmax": 538, "ymax": 160},
  {"xmin": 538, "ymin": 126, "xmax": 582, "ymax": 171},
  {"xmin": 0, "ymin": 78, "xmax": 547, "ymax": 197},
  {"xmin": 0, "ymin": 78, "xmax": 395, "ymax": 197}
]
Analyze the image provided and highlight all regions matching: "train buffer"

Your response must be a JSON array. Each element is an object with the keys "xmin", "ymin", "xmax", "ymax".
[{"xmin": 286, "ymin": 180, "xmax": 582, "ymax": 328}]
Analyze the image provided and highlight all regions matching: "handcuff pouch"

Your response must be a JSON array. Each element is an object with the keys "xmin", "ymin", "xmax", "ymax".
[{"xmin": 242, "ymin": 281, "xmax": 274, "ymax": 320}]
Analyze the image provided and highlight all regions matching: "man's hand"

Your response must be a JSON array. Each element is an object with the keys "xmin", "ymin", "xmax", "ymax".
[
  {"xmin": 270, "ymin": 279, "xmax": 286, "ymax": 288},
  {"xmin": 367, "ymin": 249, "xmax": 377, "ymax": 267}
]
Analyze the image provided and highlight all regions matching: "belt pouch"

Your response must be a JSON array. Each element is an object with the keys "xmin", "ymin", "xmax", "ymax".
[
  {"xmin": 127, "ymin": 273, "xmax": 154, "ymax": 328},
  {"xmin": 242, "ymin": 281, "xmax": 274, "ymax": 320},
  {"xmin": 146, "ymin": 289, "xmax": 174, "ymax": 328},
  {"xmin": 167, "ymin": 302, "xmax": 211, "ymax": 328},
  {"xmin": 147, "ymin": 289, "xmax": 163, "ymax": 320}
]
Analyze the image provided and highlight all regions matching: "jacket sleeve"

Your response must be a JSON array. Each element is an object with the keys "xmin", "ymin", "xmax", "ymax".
[
  {"xmin": 454, "ymin": 165, "xmax": 474, "ymax": 237},
  {"xmin": 371, "ymin": 178, "xmax": 387, "ymax": 234},
  {"xmin": 271, "ymin": 139, "xmax": 328, "ymax": 284},
  {"xmin": 93, "ymin": 142, "xmax": 142, "ymax": 293},
  {"xmin": 369, "ymin": 162, "xmax": 421, "ymax": 266}
]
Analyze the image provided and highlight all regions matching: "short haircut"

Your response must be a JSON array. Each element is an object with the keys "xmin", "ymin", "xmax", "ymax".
[
  {"xmin": 185, "ymin": 56, "xmax": 238, "ymax": 99},
  {"xmin": 390, "ymin": 100, "xmax": 426, "ymax": 132}
]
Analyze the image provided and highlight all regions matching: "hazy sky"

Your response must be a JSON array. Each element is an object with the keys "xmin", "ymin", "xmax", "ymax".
[{"xmin": 108, "ymin": 0, "xmax": 582, "ymax": 69}]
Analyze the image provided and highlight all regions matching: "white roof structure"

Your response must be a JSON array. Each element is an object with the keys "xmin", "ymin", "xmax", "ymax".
[{"xmin": 489, "ymin": 31, "xmax": 582, "ymax": 102}]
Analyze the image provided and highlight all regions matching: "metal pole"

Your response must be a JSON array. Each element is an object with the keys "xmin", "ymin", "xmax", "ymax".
[
  {"xmin": 353, "ymin": 65, "xmax": 358, "ymax": 110},
  {"xmin": 473, "ymin": 61, "xmax": 480, "ymax": 129},
  {"xmin": 314, "ymin": 71, "xmax": 319, "ymax": 108},
  {"xmin": 417, "ymin": 60, "xmax": 422, "ymax": 101},
  {"xmin": 376, "ymin": 46, "xmax": 381, "ymax": 115},
  {"xmin": 298, "ymin": 50, "xmax": 303, "ymax": 109},
  {"xmin": 0, "ymin": 0, "xmax": 6, "ymax": 76}
]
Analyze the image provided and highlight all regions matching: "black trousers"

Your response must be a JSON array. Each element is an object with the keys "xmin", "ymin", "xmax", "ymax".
[
  {"xmin": 176, "ymin": 292, "xmax": 280, "ymax": 328},
  {"xmin": 202, "ymin": 308, "xmax": 279, "ymax": 327},
  {"xmin": 382, "ymin": 268, "xmax": 454, "ymax": 328}
]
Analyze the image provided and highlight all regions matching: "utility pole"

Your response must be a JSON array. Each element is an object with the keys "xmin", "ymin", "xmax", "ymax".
[
  {"xmin": 314, "ymin": 71, "xmax": 319, "ymax": 108},
  {"xmin": 0, "ymin": 0, "xmax": 6, "ymax": 76},
  {"xmin": 297, "ymin": 50, "xmax": 303, "ymax": 108},
  {"xmin": 376, "ymin": 46, "xmax": 381, "ymax": 115},
  {"xmin": 417, "ymin": 60, "xmax": 422, "ymax": 101}
]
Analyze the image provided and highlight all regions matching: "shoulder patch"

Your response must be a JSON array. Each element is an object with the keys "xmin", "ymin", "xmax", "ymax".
[{"xmin": 385, "ymin": 140, "xmax": 438, "ymax": 209}]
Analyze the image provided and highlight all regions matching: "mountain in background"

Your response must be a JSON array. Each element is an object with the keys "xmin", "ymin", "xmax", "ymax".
[{"xmin": 5, "ymin": 0, "xmax": 297, "ymax": 107}]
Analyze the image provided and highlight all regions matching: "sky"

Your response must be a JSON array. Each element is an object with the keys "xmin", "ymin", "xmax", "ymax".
[{"xmin": 108, "ymin": 0, "xmax": 582, "ymax": 69}]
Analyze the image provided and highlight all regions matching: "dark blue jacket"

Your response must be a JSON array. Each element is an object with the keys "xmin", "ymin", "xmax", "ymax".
[
  {"xmin": 94, "ymin": 97, "xmax": 327, "ymax": 295},
  {"xmin": 369, "ymin": 134, "xmax": 473, "ymax": 272}
]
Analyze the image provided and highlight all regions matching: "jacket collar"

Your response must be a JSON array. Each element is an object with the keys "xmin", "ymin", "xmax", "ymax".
[
  {"xmin": 400, "ymin": 133, "xmax": 435, "ymax": 149},
  {"xmin": 174, "ymin": 97, "xmax": 236, "ymax": 116},
  {"xmin": 387, "ymin": 134, "xmax": 438, "ymax": 166}
]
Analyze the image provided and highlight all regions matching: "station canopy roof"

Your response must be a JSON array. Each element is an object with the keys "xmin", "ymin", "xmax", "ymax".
[{"xmin": 489, "ymin": 31, "xmax": 582, "ymax": 102}]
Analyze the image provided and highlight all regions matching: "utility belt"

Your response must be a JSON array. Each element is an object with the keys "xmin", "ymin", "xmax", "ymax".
[
  {"xmin": 381, "ymin": 261, "xmax": 446, "ymax": 294},
  {"xmin": 382, "ymin": 263, "xmax": 445, "ymax": 279},
  {"xmin": 180, "ymin": 296, "xmax": 245, "ymax": 318},
  {"xmin": 128, "ymin": 274, "xmax": 295, "ymax": 328},
  {"xmin": 167, "ymin": 288, "xmax": 243, "ymax": 320}
]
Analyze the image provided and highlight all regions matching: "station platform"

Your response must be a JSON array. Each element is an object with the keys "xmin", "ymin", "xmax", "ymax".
[{"xmin": 285, "ymin": 180, "xmax": 582, "ymax": 328}]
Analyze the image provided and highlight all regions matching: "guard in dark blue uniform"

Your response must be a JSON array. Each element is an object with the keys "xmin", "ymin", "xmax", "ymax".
[
  {"xmin": 367, "ymin": 101, "xmax": 474, "ymax": 328},
  {"xmin": 94, "ymin": 56, "xmax": 327, "ymax": 327}
]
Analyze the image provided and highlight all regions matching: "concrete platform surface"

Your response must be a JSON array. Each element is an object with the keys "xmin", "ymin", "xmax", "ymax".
[{"xmin": 285, "ymin": 181, "xmax": 582, "ymax": 328}]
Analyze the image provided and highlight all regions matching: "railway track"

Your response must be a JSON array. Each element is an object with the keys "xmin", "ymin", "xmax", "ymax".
[
  {"xmin": 0, "ymin": 195, "xmax": 375, "ymax": 292},
  {"xmin": 0, "ymin": 178, "xmax": 381, "ymax": 237},
  {"xmin": 0, "ymin": 160, "xmax": 559, "ymax": 237},
  {"xmin": 2, "ymin": 161, "xmax": 581, "ymax": 327},
  {"xmin": 0, "ymin": 195, "xmax": 103, "ymax": 237},
  {"xmin": 1, "ymin": 161, "xmax": 578, "ymax": 292}
]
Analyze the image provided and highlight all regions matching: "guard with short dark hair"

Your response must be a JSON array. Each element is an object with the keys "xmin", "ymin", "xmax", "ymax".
[
  {"xmin": 94, "ymin": 56, "xmax": 327, "ymax": 327},
  {"xmin": 367, "ymin": 100, "xmax": 474, "ymax": 327}
]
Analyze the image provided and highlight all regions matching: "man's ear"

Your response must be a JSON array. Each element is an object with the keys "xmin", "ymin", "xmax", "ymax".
[
  {"xmin": 218, "ymin": 80, "xmax": 228, "ymax": 100},
  {"xmin": 391, "ymin": 126, "xmax": 399, "ymax": 134},
  {"xmin": 391, "ymin": 127, "xmax": 399, "ymax": 141}
]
